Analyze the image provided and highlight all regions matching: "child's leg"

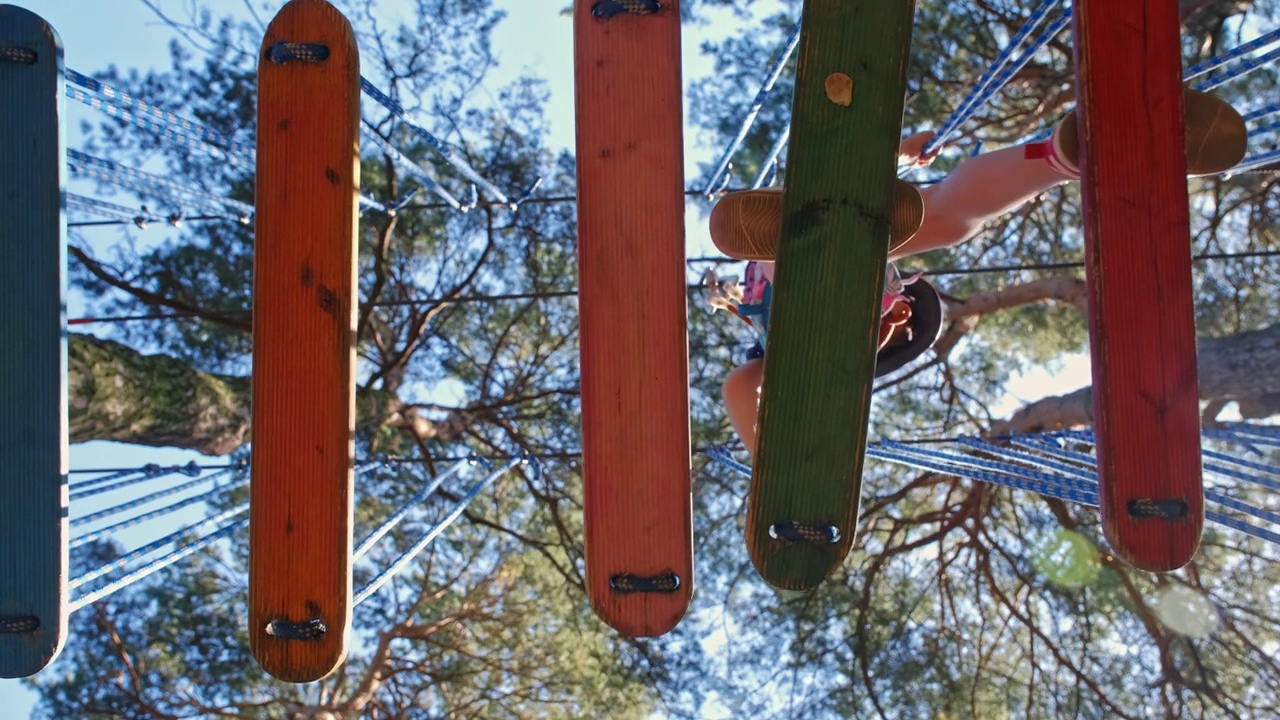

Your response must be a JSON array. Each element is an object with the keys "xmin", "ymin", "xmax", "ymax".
[
  {"xmin": 890, "ymin": 145, "xmax": 1071, "ymax": 259},
  {"xmin": 722, "ymin": 358, "xmax": 764, "ymax": 458}
]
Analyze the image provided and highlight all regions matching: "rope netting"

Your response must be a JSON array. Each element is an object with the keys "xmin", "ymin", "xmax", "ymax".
[
  {"xmin": 705, "ymin": 0, "xmax": 1280, "ymax": 188},
  {"xmin": 66, "ymin": 454, "xmax": 531, "ymax": 614},
  {"xmin": 707, "ymin": 423, "xmax": 1280, "ymax": 549}
]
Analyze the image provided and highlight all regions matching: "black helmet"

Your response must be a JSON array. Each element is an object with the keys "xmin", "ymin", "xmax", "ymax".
[{"xmin": 875, "ymin": 276, "xmax": 944, "ymax": 377}]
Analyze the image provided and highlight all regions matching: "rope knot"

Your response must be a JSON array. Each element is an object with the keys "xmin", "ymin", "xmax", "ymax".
[
  {"xmin": 591, "ymin": 0, "xmax": 662, "ymax": 19},
  {"xmin": 265, "ymin": 618, "xmax": 327, "ymax": 641},
  {"xmin": 0, "ymin": 47, "xmax": 37, "ymax": 64},
  {"xmin": 0, "ymin": 616, "xmax": 40, "ymax": 634},
  {"xmin": 267, "ymin": 42, "xmax": 330, "ymax": 64},
  {"xmin": 1127, "ymin": 498, "xmax": 1190, "ymax": 520},
  {"xmin": 769, "ymin": 521, "xmax": 841, "ymax": 545},
  {"xmin": 609, "ymin": 572, "xmax": 681, "ymax": 594}
]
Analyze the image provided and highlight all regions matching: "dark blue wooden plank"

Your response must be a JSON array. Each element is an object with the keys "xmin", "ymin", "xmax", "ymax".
[{"xmin": 0, "ymin": 4, "xmax": 69, "ymax": 679}]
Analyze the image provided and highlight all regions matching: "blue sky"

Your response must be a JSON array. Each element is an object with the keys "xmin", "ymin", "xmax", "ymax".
[{"xmin": 2, "ymin": 0, "xmax": 1099, "ymax": 715}]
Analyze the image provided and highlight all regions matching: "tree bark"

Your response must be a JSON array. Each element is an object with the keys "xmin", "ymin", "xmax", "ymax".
[
  {"xmin": 991, "ymin": 323, "xmax": 1280, "ymax": 435},
  {"xmin": 68, "ymin": 334, "xmax": 459, "ymax": 454}
]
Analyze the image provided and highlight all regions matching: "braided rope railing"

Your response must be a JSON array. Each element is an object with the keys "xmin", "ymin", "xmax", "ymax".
[
  {"xmin": 354, "ymin": 454, "xmax": 535, "ymax": 605},
  {"xmin": 922, "ymin": 0, "xmax": 1070, "ymax": 156},
  {"xmin": 65, "ymin": 193, "xmax": 160, "ymax": 227},
  {"xmin": 70, "ymin": 469, "xmax": 247, "ymax": 550},
  {"xmin": 1227, "ymin": 148, "xmax": 1280, "ymax": 175},
  {"xmin": 70, "ymin": 504, "xmax": 249, "ymax": 591},
  {"xmin": 66, "ymin": 69, "xmax": 255, "ymax": 159},
  {"xmin": 359, "ymin": 126, "xmax": 462, "ymax": 211},
  {"xmin": 1193, "ymin": 43, "xmax": 1280, "ymax": 93},
  {"xmin": 69, "ymin": 461, "xmax": 201, "ymax": 502},
  {"xmin": 703, "ymin": 24, "xmax": 802, "ymax": 196},
  {"xmin": 706, "ymin": 426, "xmax": 1280, "ymax": 547},
  {"xmin": 68, "ymin": 149, "xmax": 255, "ymax": 218},
  {"xmin": 69, "ymin": 518, "xmax": 248, "ymax": 612},
  {"xmin": 1184, "ymin": 27, "xmax": 1280, "ymax": 82},
  {"xmin": 352, "ymin": 457, "xmax": 476, "ymax": 561},
  {"xmin": 69, "ymin": 468, "xmax": 236, "ymax": 529},
  {"xmin": 359, "ymin": 78, "xmax": 522, "ymax": 208}
]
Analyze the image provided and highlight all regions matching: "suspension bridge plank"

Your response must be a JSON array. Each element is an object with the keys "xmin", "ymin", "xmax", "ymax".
[
  {"xmin": 574, "ymin": 0, "xmax": 694, "ymax": 636},
  {"xmin": 747, "ymin": 0, "xmax": 916, "ymax": 590},
  {"xmin": 1073, "ymin": 0, "xmax": 1204, "ymax": 572},
  {"xmin": 251, "ymin": 0, "xmax": 359, "ymax": 682},
  {"xmin": 0, "ymin": 5, "xmax": 69, "ymax": 679}
]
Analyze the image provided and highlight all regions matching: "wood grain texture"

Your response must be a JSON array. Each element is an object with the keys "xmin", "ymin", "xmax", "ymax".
[
  {"xmin": 574, "ymin": 0, "xmax": 693, "ymax": 636},
  {"xmin": 1073, "ymin": 0, "xmax": 1204, "ymax": 572},
  {"xmin": 0, "ymin": 4, "xmax": 69, "ymax": 679},
  {"xmin": 250, "ymin": 0, "xmax": 358, "ymax": 682},
  {"xmin": 747, "ymin": 0, "xmax": 916, "ymax": 591}
]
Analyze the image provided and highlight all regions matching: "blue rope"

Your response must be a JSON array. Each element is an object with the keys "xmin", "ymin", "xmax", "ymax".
[
  {"xmin": 65, "ymin": 85, "xmax": 253, "ymax": 168},
  {"xmin": 69, "ymin": 504, "xmax": 248, "ymax": 591},
  {"xmin": 360, "ymin": 77, "xmax": 515, "ymax": 208},
  {"xmin": 354, "ymin": 455, "xmax": 534, "ymax": 605},
  {"xmin": 1183, "ymin": 28, "xmax": 1280, "ymax": 82},
  {"xmin": 703, "ymin": 24, "xmax": 802, "ymax": 195},
  {"xmin": 864, "ymin": 444, "xmax": 1102, "ymax": 506},
  {"xmin": 1204, "ymin": 510, "xmax": 1280, "ymax": 545},
  {"xmin": 1243, "ymin": 102, "xmax": 1280, "ymax": 122},
  {"xmin": 69, "ymin": 517, "xmax": 248, "ymax": 613},
  {"xmin": 953, "ymin": 437, "xmax": 1096, "ymax": 481},
  {"xmin": 922, "ymin": 0, "xmax": 1070, "ymax": 156},
  {"xmin": 353, "ymin": 457, "xmax": 476, "ymax": 561},
  {"xmin": 69, "ymin": 461, "xmax": 202, "ymax": 502},
  {"xmin": 68, "ymin": 149, "xmax": 255, "ymax": 219},
  {"xmin": 1227, "ymin": 149, "xmax": 1280, "ymax": 174},
  {"xmin": 65, "ymin": 193, "xmax": 159, "ymax": 227},
  {"xmin": 752, "ymin": 125, "xmax": 790, "ymax": 189},
  {"xmin": 1193, "ymin": 44, "xmax": 1280, "ymax": 92},
  {"xmin": 66, "ymin": 69, "xmax": 256, "ymax": 160},
  {"xmin": 69, "ymin": 462, "xmax": 164, "ymax": 493},
  {"xmin": 360, "ymin": 127, "xmax": 461, "ymax": 211},
  {"xmin": 69, "ymin": 469, "xmax": 247, "ymax": 549},
  {"xmin": 70, "ymin": 470, "xmax": 234, "ymax": 529}
]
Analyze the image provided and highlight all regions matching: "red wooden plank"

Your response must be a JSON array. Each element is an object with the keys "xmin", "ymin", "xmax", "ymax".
[
  {"xmin": 574, "ymin": 0, "xmax": 693, "ymax": 636},
  {"xmin": 1073, "ymin": 0, "xmax": 1203, "ymax": 572},
  {"xmin": 250, "ymin": 0, "xmax": 359, "ymax": 681}
]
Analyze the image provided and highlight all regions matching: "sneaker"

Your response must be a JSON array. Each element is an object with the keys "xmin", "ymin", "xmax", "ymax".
[
  {"xmin": 1051, "ymin": 88, "xmax": 1247, "ymax": 177},
  {"xmin": 709, "ymin": 180, "xmax": 925, "ymax": 261}
]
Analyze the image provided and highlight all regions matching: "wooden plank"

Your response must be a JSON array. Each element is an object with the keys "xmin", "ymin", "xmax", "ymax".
[
  {"xmin": 574, "ymin": 0, "xmax": 693, "ymax": 636},
  {"xmin": 747, "ymin": 0, "xmax": 916, "ymax": 591},
  {"xmin": 1073, "ymin": 0, "xmax": 1204, "ymax": 572},
  {"xmin": 251, "ymin": 0, "xmax": 359, "ymax": 682},
  {"xmin": 0, "ymin": 4, "xmax": 69, "ymax": 679}
]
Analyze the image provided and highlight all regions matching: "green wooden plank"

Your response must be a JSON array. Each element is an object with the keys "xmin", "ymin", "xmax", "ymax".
[
  {"xmin": 746, "ymin": 0, "xmax": 916, "ymax": 590},
  {"xmin": 0, "ymin": 4, "xmax": 70, "ymax": 678}
]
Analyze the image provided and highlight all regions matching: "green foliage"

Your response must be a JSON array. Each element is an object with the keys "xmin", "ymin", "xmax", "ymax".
[{"xmin": 38, "ymin": 0, "xmax": 1280, "ymax": 718}]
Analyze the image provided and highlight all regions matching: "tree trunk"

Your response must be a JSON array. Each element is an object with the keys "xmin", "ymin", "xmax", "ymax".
[
  {"xmin": 991, "ymin": 323, "xmax": 1280, "ymax": 434},
  {"xmin": 68, "ymin": 334, "xmax": 458, "ymax": 455}
]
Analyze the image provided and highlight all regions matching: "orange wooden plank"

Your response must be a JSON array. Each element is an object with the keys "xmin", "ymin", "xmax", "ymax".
[
  {"xmin": 250, "ymin": 0, "xmax": 359, "ymax": 682},
  {"xmin": 1073, "ymin": 0, "xmax": 1204, "ymax": 572},
  {"xmin": 574, "ymin": 0, "xmax": 693, "ymax": 636}
]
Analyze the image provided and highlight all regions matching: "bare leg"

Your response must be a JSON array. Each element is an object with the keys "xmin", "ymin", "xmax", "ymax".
[
  {"xmin": 891, "ymin": 145, "xmax": 1072, "ymax": 259},
  {"xmin": 722, "ymin": 358, "xmax": 764, "ymax": 457}
]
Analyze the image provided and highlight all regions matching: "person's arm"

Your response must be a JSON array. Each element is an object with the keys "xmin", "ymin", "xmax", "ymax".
[{"xmin": 722, "ymin": 358, "xmax": 764, "ymax": 459}]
